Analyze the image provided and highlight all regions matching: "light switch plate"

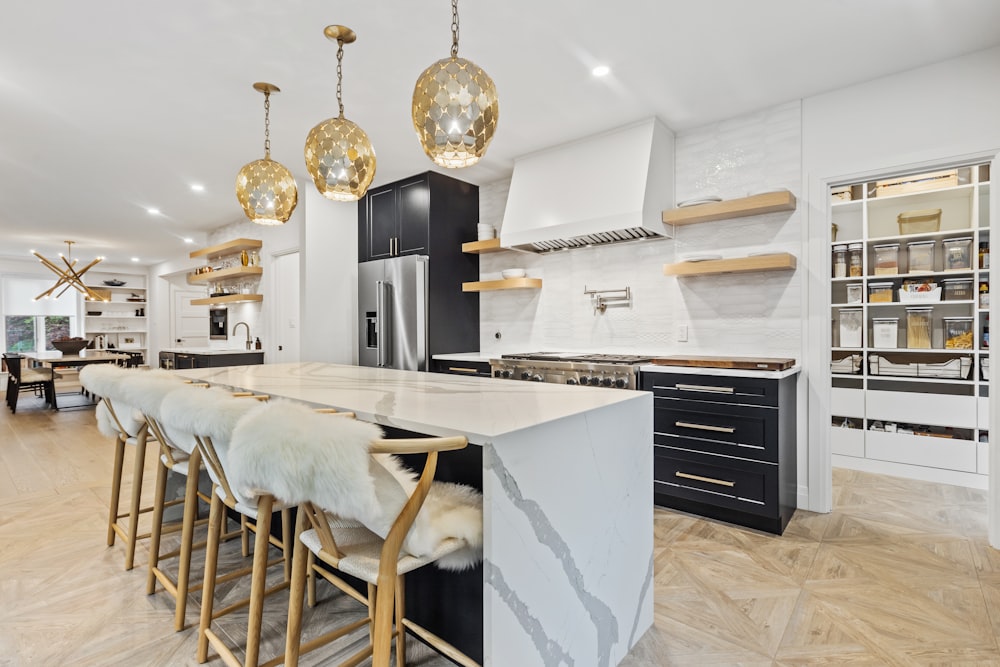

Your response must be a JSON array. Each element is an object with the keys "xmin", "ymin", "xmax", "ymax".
[{"xmin": 677, "ymin": 324, "xmax": 688, "ymax": 342}]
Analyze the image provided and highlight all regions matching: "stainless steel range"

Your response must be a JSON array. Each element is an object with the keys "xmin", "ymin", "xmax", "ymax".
[{"xmin": 490, "ymin": 352, "xmax": 653, "ymax": 390}]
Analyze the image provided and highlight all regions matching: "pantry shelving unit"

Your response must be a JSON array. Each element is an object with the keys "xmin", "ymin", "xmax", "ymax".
[
  {"xmin": 829, "ymin": 162, "xmax": 991, "ymax": 487},
  {"xmin": 82, "ymin": 271, "xmax": 149, "ymax": 363}
]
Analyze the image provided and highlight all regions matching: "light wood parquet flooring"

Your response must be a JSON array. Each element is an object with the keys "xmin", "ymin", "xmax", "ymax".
[{"xmin": 2, "ymin": 392, "xmax": 1000, "ymax": 666}]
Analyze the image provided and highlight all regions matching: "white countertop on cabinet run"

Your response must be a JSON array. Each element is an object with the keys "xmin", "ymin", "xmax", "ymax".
[
  {"xmin": 431, "ymin": 352, "xmax": 495, "ymax": 364},
  {"xmin": 641, "ymin": 363, "xmax": 801, "ymax": 379},
  {"xmin": 173, "ymin": 362, "xmax": 653, "ymax": 666}
]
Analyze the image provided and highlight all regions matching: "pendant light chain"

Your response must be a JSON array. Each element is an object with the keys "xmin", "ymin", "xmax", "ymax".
[
  {"xmin": 451, "ymin": 0, "xmax": 460, "ymax": 57},
  {"xmin": 336, "ymin": 41, "xmax": 345, "ymax": 118},
  {"xmin": 263, "ymin": 90, "xmax": 271, "ymax": 159}
]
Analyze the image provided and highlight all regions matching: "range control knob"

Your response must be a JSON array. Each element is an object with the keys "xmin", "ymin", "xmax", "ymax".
[
  {"xmin": 614, "ymin": 377, "xmax": 628, "ymax": 389},
  {"xmin": 493, "ymin": 370, "xmax": 502, "ymax": 378},
  {"xmin": 566, "ymin": 378, "xmax": 578, "ymax": 385},
  {"xmin": 578, "ymin": 375, "xmax": 590, "ymax": 385},
  {"xmin": 531, "ymin": 374, "xmax": 544, "ymax": 382},
  {"xmin": 601, "ymin": 377, "xmax": 614, "ymax": 387},
  {"xmin": 501, "ymin": 369, "xmax": 513, "ymax": 378},
  {"xmin": 590, "ymin": 376, "xmax": 603, "ymax": 386},
  {"xmin": 521, "ymin": 371, "xmax": 532, "ymax": 380}
]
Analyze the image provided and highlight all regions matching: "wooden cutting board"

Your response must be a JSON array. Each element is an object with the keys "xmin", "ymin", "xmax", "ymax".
[{"xmin": 651, "ymin": 355, "xmax": 796, "ymax": 371}]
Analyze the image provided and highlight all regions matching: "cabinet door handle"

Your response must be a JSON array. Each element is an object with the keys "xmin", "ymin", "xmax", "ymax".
[
  {"xmin": 675, "ymin": 421, "xmax": 736, "ymax": 434},
  {"xmin": 675, "ymin": 471, "xmax": 735, "ymax": 487},
  {"xmin": 675, "ymin": 383, "xmax": 735, "ymax": 394},
  {"xmin": 448, "ymin": 366, "xmax": 479, "ymax": 374}
]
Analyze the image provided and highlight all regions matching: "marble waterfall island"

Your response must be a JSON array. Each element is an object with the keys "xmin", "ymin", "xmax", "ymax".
[{"xmin": 174, "ymin": 362, "xmax": 653, "ymax": 666}]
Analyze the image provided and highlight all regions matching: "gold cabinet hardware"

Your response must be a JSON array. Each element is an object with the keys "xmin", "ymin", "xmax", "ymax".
[
  {"xmin": 675, "ymin": 471, "xmax": 735, "ymax": 487},
  {"xmin": 675, "ymin": 421, "xmax": 736, "ymax": 434},
  {"xmin": 675, "ymin": 383, "xmax": 735, "ymax": 394},
  {"xmin": 448, "ymin": 367, "xmax": 479, "ymax": 374}
]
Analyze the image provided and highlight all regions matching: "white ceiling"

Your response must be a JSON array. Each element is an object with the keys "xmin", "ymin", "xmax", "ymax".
[{"xmin": 2, "ymin": 1, "xmax": 999, "ymax": 266}]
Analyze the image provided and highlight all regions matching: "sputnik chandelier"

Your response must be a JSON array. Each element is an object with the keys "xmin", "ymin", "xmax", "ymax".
[
  {"xmin": 235, "ymin": 82, "xmax": 299, "ymax": 225},
  {"xmin": 33, "ymin": 240, "xmax": 106, "ymax": 301},
  {"xmin": 412, "ymin": 0, "xmax": 499, "ymax": 168}
]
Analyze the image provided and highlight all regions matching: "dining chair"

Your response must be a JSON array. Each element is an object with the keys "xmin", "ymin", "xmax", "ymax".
[
  {"xmin": 159, "ymin": 385, "xmax": 292, "ymax": 667},
  {"xmin": 4, "ymin": 353, "xmax": 60, "ymax": 413},
  {"xmin": 226, "ymin": 399, "xmax": 483, "ymax": 667}
]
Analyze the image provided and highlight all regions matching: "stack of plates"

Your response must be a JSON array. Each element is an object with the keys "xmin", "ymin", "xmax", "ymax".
[{"xmin": 477, "ymin": 223, "xmax": 495, "ymax": 241}]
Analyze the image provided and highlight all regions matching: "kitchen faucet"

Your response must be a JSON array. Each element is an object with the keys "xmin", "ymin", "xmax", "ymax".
[{"xmin": 232, "ymin": 321, "xmax": 251, "ymax": 350}]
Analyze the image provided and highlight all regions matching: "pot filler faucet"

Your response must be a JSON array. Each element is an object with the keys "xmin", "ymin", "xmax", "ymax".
[{"xmin": 233, "ymin": 321, "xmax": 251, "ymax": 350}]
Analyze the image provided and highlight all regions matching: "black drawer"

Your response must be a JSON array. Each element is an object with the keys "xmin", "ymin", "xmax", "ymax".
[
  {"xmin": 642, "ymin": 371, "xmax": 777, "ymax": 407},
  {"xmin": 654, "ymin": 448, "xmax": 775, "ymax": 518},
  {"xmin": 653, "ymin": 398, "xmax": 777, "ymax": 462},
  {"xmin": 430, "ymin": 359, "xmax": 492, "ymax": 377}
]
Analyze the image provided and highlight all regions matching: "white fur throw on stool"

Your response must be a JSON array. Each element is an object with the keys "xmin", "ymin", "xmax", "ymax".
[{"xmin": 229, "ymin": 400, "xmax": 484, "ymax": 570}]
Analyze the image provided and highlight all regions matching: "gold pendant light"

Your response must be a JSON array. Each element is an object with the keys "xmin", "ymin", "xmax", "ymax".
[
  {"xmin": 33, "ymin": 240, "xmax": 106, "ymax": 301},
  {"xmin": 304, "ymin": 25, "xmax": 376, "ymax": 202},
  {"xmin": 236, "ymin": 82, "xmax": 299, "ymax": 225},
  {"xmin": 412, "ymin": 0, "xmax": 499, "ymax": 168}
]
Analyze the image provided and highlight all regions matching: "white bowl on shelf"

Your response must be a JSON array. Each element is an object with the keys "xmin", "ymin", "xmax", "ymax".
[{"xmin": 501, "ymin": 269, "xmax": 526, "ymax": 279}]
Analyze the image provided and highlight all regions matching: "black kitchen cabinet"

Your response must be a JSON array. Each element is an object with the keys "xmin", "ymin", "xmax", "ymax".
[
  {"xmin": 641, "ymin": 369, "xmax": 798, "ymax": 534},
  {"xmin": 160, "ymin": 351, "xmax": 264, "ymax": 370}
]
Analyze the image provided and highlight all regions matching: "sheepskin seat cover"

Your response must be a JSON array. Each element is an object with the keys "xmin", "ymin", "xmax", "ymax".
[
  {"xmin": 81, "ymin": 365, "xmax": 146, "ymax": 438},
  {"xmin": 228, "ymin": 400, "xmax": 483, "ymax": 571},
  {"xmin": 159, "ymin": 385, "xmax": 266, "ymax": 505},
  {"xmin": 118, "ymin": 372, "xmax": 194, "ymax": 453}
]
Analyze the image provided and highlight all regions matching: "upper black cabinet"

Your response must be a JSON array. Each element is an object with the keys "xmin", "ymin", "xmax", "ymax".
[{"xmin": 359, "ymin": 172, "xmax": 477, "ymax": 263}]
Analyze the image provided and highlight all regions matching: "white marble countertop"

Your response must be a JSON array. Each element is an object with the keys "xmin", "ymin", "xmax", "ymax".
[
  {"xmin": 640, "ymin": 363, "xmax": 801, "ymax": 379},
  {"xmin": 174, "ymin": 361, "xmax": 644, "ymax": 443},
  {"xmin": 159, "ymin": 348, "xmax": 264, "ymax": 355},
  {"xmin": 431, "ymin": 352, "xmax": 495, "ymax": 364}
]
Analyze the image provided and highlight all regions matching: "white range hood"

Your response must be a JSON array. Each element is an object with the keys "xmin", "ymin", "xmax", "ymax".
[{"xmin": 500, "ymin": 117, "xmax": 675, "ymax": 252}]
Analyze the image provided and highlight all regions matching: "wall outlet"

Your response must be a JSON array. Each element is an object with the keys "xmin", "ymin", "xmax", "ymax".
[{"xmin": 677, "ymin": 324, "xmax": 689, "ymax": 342}]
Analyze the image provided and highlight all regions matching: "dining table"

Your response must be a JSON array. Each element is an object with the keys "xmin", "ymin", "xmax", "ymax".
[{"xmin": 22, "ymin": 349, "xmax": 129, "ymax": 409}]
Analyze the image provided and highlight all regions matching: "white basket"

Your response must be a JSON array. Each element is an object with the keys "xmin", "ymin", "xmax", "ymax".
[
  {"xmin": 898, "ymin": 287, "xmax": 941, "ymax": 303},
  {"xmin": 869, "ymin": 355, "xmax": 972, "ymax": 379}
]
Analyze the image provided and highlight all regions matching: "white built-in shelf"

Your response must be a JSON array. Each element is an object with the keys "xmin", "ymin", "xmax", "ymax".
[
  {"xmin": 662, "ymin": 190, "xmax": 796, "ymax": 226},
  {"xmin": 461, "ymin": 238, "xmax": 505, "ymax": 254},
  {"xmin": 188, "ymin": 266, "xmax": 263, "ymax": 284},
  {"xmin": 189, "ymin": 238, "xmax": 262, "ymax": 261},
  {"xmin": 191, "ymin": 293, "xmax": 264, "ymax": 306},
  {"xmin": 663, "ymin": 253, "xmax": 796, "ymax": 277},
  {"xmin": 462, "ymin": 278, "xmax": 542, "ymax": 292}
]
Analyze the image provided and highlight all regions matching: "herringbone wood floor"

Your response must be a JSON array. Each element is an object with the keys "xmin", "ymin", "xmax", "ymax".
[{"xmin": 2, "ymin": 390, "xmax": 999, "ymax": 666}]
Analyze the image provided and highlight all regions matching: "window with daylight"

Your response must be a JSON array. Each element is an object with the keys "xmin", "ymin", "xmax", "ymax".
[{"xmin": 2, "ymin": 277, "xmax": 78, "ymax": 353}]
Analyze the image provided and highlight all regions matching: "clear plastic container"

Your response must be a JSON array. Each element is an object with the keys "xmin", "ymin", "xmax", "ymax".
[
  {"xmin": 942, "ymin": 237, "xmax": 973, "ymax": 271},
  {"xmin": 846, "ymin": 283, "xmax": 863, "ymax": 304},
  {"xmin": 944, "ymin": 317, "xmax": 974, "ymax": 349},
  {"xmin": 873, "ymin": 243, "xmax": 900, "ymax": 275},
  {"xmin": 839, "ymin": 308, "xmax": 863, "ymax": 348},
  {"xmin": 868, "ymin": 281, "xmax": 894, "ymax": 303},
  {"xmin": 906, "ymin": 240, "xmax": 935, "ymax": 273},
  {"xmin": 848, "ymin": 243, "xmax": 864, "ymax": 277},
  {"xmin": 872, "ymin": 318, "xmax": 899, "ymax": 349},
  {"xmin": 832, "ymin": 244, "xmax": 848, "ymax": 278},
  {"xmin": 905, "ymin": 307, "xmax": 933, "ymax": 349},
  {"xmin": 942, "ymin": 278, "xmax": 974, "ymax": 301}
]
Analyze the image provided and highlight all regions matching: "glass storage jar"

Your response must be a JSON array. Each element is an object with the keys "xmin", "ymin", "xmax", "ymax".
[
  {"xmin": 832, "ymin": 244, "xmax": 848, "ymax": 278},
  {"xmin": 905, "ymin": 307, "xmax": 933, "ymax": 349},
  {"xmin": 943, "ymin": 317, "xmax": 974, "ymax": 349},
  {"xmin": 906, "ymin": 240, "xmax": 935, "ymax": 273},
  {"xmin": 848, "ymin": 243, "xmax": 864, "ymax": 277},
  {"xmin": 872, "ymin": 318, "xmax": 899, "ymax": 349},
  {"xmin": 839, "ymin": 308, "xmax": 863, "ymax": 348},
  {"xmin": 942, "ymin": 237, "xmax": 973, "ymax": 271},
  {"xmin": 873, "ymin": 243, "xmax": 900, "ymax": 275}
]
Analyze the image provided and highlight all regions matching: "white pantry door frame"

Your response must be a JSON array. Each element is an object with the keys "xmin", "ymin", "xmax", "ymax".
[{"xmin": 271, "ymin": 249, "xmax": 301, "ymax": 363}]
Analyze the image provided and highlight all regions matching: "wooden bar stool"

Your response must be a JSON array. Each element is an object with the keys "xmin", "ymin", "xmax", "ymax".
[{"xmin": 226, "ymin": 400, "xmax": 483, "ymax": 667}]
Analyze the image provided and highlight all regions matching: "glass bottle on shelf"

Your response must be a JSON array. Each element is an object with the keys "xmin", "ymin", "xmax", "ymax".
[
  {"xmin": 833, "ymin": 244, "xmax": 848, "ymax": 278},
  {"xmin": 980, "ymin": 242, "xmax": 990, "ymax": 269},
  {"xmin": 240, "ymin": 249, "xmax": 249, "ymax": 266},
  {"xmin": 848, "ymin": 243, "xmax": 863, "ymax": 277},
  {"xmin": 250, "ymin": 250, "xmax": 260, "ymax": 266}
]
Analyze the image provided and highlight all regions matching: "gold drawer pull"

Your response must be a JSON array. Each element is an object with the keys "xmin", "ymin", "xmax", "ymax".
[
  {"xmin": 676, "ymin": 471, "xmax": 735, "ymax": 487},
  {"xmin": 675, "ymin": 421, "xmax": 736, "ymax": 434},
  {"xmin": 448, "ymin": 366, "xmax": 479, "ymax": 374},
  {"xmin": 675, "ymin": 383, "xmax": 735, "ymax": 394}
]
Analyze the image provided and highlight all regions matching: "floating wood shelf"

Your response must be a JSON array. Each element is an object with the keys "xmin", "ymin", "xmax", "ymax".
[
  {"xmin": 663, "ymin": 190, "xmax": 797, "ymax": 226},
  {"xmin": 188, "ymin": 266, "xmax": 263, "ymax": 284},
  {"xmin": 462, "ymin": 278, "xmax": 542, "ymax": 292},
  {"xmin": 190, "ymin": 294, "xmax": 264, "ymax": 306},
  {"xmin": 663, "ymin": 253, "xmax": 797, "ymax": 277},
  {"xmin": 461, "ymin": 238, "xmax": 505, "ymax": 254},
  {"xmin": 189, "ymin": 238, "xmax": 263, "ymax": 260}
]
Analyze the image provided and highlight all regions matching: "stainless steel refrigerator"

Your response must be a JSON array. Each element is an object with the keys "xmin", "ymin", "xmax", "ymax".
[{"xmin": 358, "ymin": 254, "xmax": 428, "ymax": 371}]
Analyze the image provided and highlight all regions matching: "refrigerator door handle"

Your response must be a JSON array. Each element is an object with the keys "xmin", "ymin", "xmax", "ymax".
[{"xmin": 376, "ymin": 280, "xmax": 392, "ymax": 367}]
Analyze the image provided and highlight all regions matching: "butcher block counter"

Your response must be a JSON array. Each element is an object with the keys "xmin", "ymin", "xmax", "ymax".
[{"xmin": 174, "ymin": 361, "xmax": 653, "ymax": 666}]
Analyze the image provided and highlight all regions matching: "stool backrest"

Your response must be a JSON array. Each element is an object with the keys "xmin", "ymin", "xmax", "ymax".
[{"xmin": 2, "ymin": 354, "xmax": 23, "ymax": 382}]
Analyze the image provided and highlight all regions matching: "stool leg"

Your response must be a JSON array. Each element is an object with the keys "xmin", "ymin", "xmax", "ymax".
[
  {"xmin": 395, "ymin": 575, "xmax": 406, "ymax": 667},
  {"xmin": 284, "ymin": 509, "xmax": 308, "ymax": 667},
  {"xmin": 373, "ymin": 573, "xmax": 396, "ymax": 667},
  {"xmin": 197, "ymin": 488, "xmax": 223, "ymax": 664},
  {"xmin": 107, "ymin": 435, "xmax": 126, "ymax": 546},
  {"xmin": 281, "ymin": 506, "xmax": 292, "ymax": 582},
  {"xmin": 124, "ymin": 428, "xmax": 149, "ymax": 570},
  {"xmin": 241, "ymin": 514, "xmax": 250, "ymax": 558},
  {"xmin": 146, "ymin": 457, "xmax": 169, "ymax": 595},
  {"xmin": 307, "ymin": 552, "xmax": 317, "ymax": 608},
  {"xmin": 174, "ymin": 449, "xmax": 202, "ymax": 631},
  {"xmin": 245, "ymin": 495, "xmax": 274, "ymax": 667}
]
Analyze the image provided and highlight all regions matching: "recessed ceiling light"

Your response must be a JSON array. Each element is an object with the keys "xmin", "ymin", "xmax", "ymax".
[
  {"xmin": 190, "ymin": 184, "xmax": 205, "ymax": 192},
  {"xmin": 146, "ymin": 207, "xmax": 160, "ymax": 215},
  {"xmin": 183, "ymin": 237, "xmax": 194, "ymax": 244},
  {"xmin": 131, "ymin": 257, "xmax": 140, "ymax": 262},
  {"xmin": 592, "ymin": 65, "xmax": 610, "ymax": 77}
]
